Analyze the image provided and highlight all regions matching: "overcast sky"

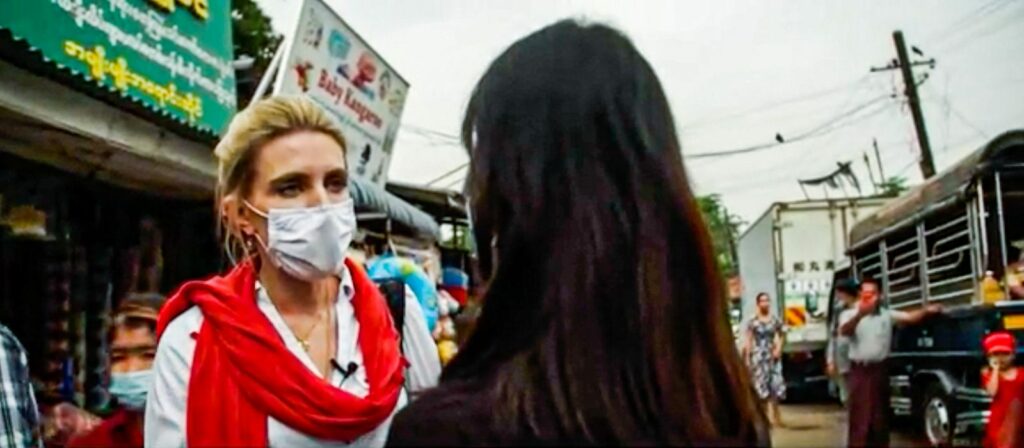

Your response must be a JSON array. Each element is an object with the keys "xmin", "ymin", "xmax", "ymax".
[{"xmin": 254, "ymin": 0, "xmax": 1024, "ymax": 223}]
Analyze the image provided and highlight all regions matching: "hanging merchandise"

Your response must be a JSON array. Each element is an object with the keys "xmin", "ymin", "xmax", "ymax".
[
  {"xmin": 367, "ymin": 254, "xmax": 439, "ymax": 332},
  {"xmin": 4, "ymin": 205, "xmax": 48, "ymax": 238},
  {"xmin": 440, "ymin": 267, "xmax": 469, "ymax": 307},
  {"xmin": 435, "ymin": 289, "xmax": 459, "ymax": 365},
  {"xmin": 44, "ymin": 243, "xmax": 72, "ymax": 404}
]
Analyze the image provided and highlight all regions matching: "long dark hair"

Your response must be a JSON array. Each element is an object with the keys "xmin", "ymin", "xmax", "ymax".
[{"xmin": 445, "ymin": 20, "xmax": 763, "ymax": 444}]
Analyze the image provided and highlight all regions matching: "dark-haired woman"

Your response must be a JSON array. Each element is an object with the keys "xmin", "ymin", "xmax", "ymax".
[
  {"xmin": 386, "ymin": 19, "xmax": 768, "ymax": 447},
  {"xmin": 745, "ymin": 292, "xmax": 786, "ymax": 428}
]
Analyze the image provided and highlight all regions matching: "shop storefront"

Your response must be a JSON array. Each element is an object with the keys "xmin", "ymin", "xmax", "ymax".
[
  {"xmin": 0, "ymin": 0, "xmax": 236, "ymax": 411},
  {"xmin": 0, "ymin": 0, "xmax": 444, "ymax": 416}
]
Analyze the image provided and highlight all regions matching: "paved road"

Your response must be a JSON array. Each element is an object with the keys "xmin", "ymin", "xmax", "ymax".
[{"xmin": 771, "ymin": 404, "xmax": 927, "ymax": 447}]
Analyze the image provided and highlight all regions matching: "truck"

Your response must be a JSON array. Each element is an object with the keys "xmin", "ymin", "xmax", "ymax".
[
  {"xmin": 738, "ymin": 197, "xmax": 888, "ymax": 399},
  {"xmin": 829, "ymin": 129, "xmax": 1024, "ymax": 446}
]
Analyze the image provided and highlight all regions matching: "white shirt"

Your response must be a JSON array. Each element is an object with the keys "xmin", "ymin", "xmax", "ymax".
[
  {"xmin": 145, "ymin": 268, "xmax": 427, "ymax": 448},
  {"xmin": 838, "ymin": 307, "xmax": 909, "ymax": 363},
  {"xmin": 400, "ymin": 286, "xmax": 441, "ymax": 398}
]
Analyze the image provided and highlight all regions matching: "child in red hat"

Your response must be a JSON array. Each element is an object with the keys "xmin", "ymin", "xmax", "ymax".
[{"xmin": 981, "ymin": 331, "xmax": 1023, "ymax": 448}]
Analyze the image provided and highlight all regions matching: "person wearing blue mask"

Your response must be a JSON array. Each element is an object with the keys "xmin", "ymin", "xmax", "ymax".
[{"xmin": 68, "ymin": 294, "xmax": 162, "ymax": 448}]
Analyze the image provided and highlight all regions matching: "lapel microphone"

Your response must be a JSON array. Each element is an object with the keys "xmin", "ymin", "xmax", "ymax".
[{"xmin": 331, "ymin": 359, "xmax": 359, "ymax": 381}]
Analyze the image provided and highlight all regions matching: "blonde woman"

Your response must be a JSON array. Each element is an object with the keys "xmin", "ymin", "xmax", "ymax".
[{"xmin": 145, "ymin": 97, "xmax": 420, "ymax": 447}]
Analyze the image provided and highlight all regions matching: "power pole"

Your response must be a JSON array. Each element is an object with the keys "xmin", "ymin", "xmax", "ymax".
[
  {"xmin": 871, "ymin": 31, "xmax": 937, "ymax": 179},
  {"xmin": 873, "ymin": 138, "xmax": 886, "ymax": 181},
  {"xmin": 863, "ymin": 152, "xmax": 879, "ymax": 194}
]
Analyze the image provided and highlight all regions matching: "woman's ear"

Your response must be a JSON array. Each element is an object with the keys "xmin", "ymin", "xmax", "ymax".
[{"xmin": 221, "ymin": 194, "xmax": 256, "ymax": 238}]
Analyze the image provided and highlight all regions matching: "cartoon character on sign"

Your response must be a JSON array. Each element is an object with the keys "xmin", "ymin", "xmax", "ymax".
[
  {"xmin": 328, "ymin": 29, "xmax": 352, "ymax": 60},
  {"xmin": 387, "ymin": 86, "xmax": 406, "ymax": 116},
  {"xmin": 372, "ymin": 161, "xmax": 385, "ymax": 184},
  {"xmin": 379, "ymin": 71, "xmax": 392, "ymax": 102},
  {"xmin": 293, "ymin": 61, "xmax": 313, "ymax": 92},
  {"xmin": 352, "ymin": 53, "xmax": 378, "ymax": 98},
  {"xmin": 381, "ymin": 124, "xmax": 397, "ymax": 158},
  {"xmin": 356, "ymin": 143, "xmax": 372, "ymax": 176},
  {"xmin": 301, "ymin": 11, "xmax": 323, "ymax": 49},
  {"xmin": 328, "ymin": 30, "xmax": 352, "ymax": 80}
]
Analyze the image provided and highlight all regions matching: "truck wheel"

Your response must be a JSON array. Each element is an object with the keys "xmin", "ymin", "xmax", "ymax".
[{"xmin": 922, "ymin": 384, "xmax": 954, "ymax": 447}]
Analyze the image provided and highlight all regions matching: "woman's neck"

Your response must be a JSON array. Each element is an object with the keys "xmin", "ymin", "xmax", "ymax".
[{"xmin": 258, "ymin": 263, "xmax": 337, "ymax": 315}]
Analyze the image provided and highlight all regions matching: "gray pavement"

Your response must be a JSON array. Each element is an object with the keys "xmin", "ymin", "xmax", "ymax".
[{"xmin": 771, "ymin": 404, "xmax": 926, "ymax": 448}]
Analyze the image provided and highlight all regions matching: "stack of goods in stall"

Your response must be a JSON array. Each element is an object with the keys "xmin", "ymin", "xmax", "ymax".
[
  {"xmin": 436, "ymin": 267, "xmax": 469, "ymax": 363},
  {"xmin": 440, "ymin": 267, "xmax": 468, "ymax": 307},
  {"xmin": 983, "ymin": 271, "xmax": 1007, "ymax": 304},
  {"xmin": 366, "ymin": 253, "xmax": 440, "ymax": 333},
  {"xmin": 435, "ymin": 290, "xmax": 460, "ymax": 366}
]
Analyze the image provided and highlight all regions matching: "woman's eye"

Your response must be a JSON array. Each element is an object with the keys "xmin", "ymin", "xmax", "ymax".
[
  {"xmin": 327, "ymin": 178, "xmax": 346, "ymax": 192},
  {"xmin": 277, "ymin": 184, "xmax": 301, "ymax": 197}
]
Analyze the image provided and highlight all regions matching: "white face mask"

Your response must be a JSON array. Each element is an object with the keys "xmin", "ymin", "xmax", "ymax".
[{"xmin": 244, "ymin": 198, "xmax": 356, "ymax": 281}]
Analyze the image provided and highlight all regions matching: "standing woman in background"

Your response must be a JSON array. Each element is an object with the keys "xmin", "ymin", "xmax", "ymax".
[
  {"xmin": 146, "ymin": 97, "xmax": 432, "ymax": 447},
  {"xmin": 387, "ymin": 19, "xmax": 767, "ymax": 447},
  {"xmin": 745, "ymin": 292, "xmax": 786, "ymax": 428}
]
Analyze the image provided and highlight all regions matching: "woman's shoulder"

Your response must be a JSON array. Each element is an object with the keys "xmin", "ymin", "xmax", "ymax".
[
  {"xmin": 388, "ymin": 380, "xmax": 501, "ymax": 446},
  {"xmin": 160, "ymin": 306, "xmax": 204, "ymax": 342},
  {"xmin": 155, "ymin": 306, "xmax": 203, "ymax": 366}
]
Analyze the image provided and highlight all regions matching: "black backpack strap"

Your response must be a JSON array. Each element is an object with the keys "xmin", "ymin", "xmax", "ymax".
[{"xmin": 375, "ymin": 277, "xmax": 406, "ymax": 353}]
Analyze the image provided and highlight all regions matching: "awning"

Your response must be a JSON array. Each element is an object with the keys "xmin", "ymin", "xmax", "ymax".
[
  {"xmin": 849, "ymin": 129, "xmax": 1024, "ymax": 249},
  {"xmin": 386, "ymin": 181, "xmax": 467, "ymax": 221},
  {"xmin": 0, "ymin": 58, "xmax": 216, "ymax": 199},
  {"xmin": 350, "ymin": 178, "xmax": 440, "ymax": 241},
  {"xmin": 0, "ymin": 0, "xmax": 237, "ymax": 137}
]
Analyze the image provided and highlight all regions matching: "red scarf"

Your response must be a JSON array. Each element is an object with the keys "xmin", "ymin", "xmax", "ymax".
[{"xmin": 156, "ymin": 259, "xmax": 405, "ymax": 447}]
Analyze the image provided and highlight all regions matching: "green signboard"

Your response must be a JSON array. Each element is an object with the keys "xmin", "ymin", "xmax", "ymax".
[{"xmin": 0, "ymin": 0, "xmax": 236, "ymax": 135}]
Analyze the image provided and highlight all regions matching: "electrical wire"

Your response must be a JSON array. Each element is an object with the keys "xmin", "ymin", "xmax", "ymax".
[
  {"xmin": 401, "ymin": 123, "xmax": 461, "ymax": 143},
  {"xmin": 430, "ymin": 98, "xmax": 891, "ymax": 193},
  {"xmin": 926, "ymin": 0, "xmax": 1015, "ymax": 47},
  {"xmin": 922, "ymin": 83, "xmax": 990, "ymax": 144},
  {"xmin": 699, "ymin": 103, "xmax": 905, "ymax": 196},
  {"xmin": 679, "ymin": 75, "xmax": 872, "ymax": 131},
  {"xmin": 685, "ymin": 94, "xmax": 896, "ymax": 160},
  {"xmin": 442, "ymin": 175, "xmax": 465, "ymax": 191},
  {"xmin": 425, "ymin": 162, "xmax": 469, "ymax": 187},
  {"xmin": 894, "ymin": 158, "xmax": 920, "ymax": 178},
  {"xmin": 939, "ymin": 3, "xmax": 1024, "ymax": 55}
]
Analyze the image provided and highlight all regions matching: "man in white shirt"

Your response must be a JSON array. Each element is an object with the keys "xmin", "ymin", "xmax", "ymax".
[{"xmin": 838, "ymin": 279, "xmax": 942, "ymax": 447}]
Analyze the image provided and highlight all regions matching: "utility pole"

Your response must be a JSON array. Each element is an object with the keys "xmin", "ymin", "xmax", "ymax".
[
  {"xmin": 863, "ymin": 152, "xmax": 879, "ymax": 194},
  {"xmin": 870, "ymin": 31, "xmax": 937, "ymax": 179},
  {"xmin": 873, "ymin": 138, "xmax": 886, "ymax": 181}
]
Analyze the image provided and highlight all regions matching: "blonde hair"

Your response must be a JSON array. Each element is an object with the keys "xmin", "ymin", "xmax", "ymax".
[{"xmin": 214, "ymin": 96, "xmax": 347, "ymax": 261}]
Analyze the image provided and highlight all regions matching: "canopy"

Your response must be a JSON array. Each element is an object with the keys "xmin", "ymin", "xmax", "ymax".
[
  {"xmin": 350, "ymin": 177, "xmax": 440, "ymax": 241},
  {"xmin": 849, "ymin": 130, "xmax": 1024, "ymax": 250},
  {"xmin": 386, "ymin": 181, "xmax": 467, "ymax": 222}
]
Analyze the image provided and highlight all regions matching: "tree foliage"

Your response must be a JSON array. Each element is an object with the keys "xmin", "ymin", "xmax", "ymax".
[
  {"xmin": 231, "ymin": 0, "xmax": 283, "ymax": 108},
  {"xmin": 697, "ymin": 194, "xmax": 743, "ymax": 277},
  {"xmin": 878, "ymin": 176, "xmax": 910, "ymax": 197}
]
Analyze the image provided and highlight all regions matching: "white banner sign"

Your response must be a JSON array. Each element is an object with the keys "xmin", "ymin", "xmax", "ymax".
[{"xmin": 275, "ymin": 0, "xmax": 409, "ymax": 186}]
